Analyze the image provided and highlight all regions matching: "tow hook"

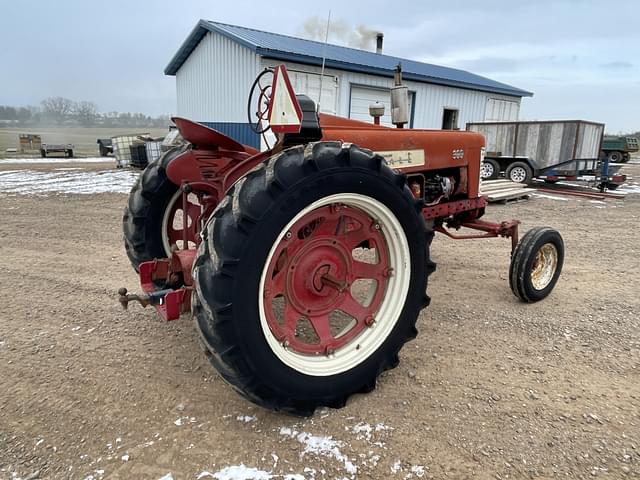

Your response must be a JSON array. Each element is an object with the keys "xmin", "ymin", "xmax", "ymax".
[{"xmin": 118, "ymin": 287, "xmax": 174, "ymax": 310}]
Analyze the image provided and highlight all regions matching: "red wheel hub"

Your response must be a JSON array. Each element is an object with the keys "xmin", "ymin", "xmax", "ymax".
[{"xmin": 263, "ymin": 204, "xmax": 392, "ymax": 355}]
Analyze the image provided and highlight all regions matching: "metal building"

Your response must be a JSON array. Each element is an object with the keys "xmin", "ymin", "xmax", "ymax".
[{"xmin": 165, "ymin": 20, "xmax": 533, "ymax": 149}]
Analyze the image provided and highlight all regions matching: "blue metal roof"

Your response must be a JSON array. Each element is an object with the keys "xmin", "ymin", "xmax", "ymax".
[{"xmin": 165, "ymin": 20, "xmax": 533, "ymax": 98}]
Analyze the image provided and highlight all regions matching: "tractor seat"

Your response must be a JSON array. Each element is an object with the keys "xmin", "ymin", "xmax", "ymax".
[{"xmin": 282, "ymin": 95, "xmax": 323, "ymax": 147}]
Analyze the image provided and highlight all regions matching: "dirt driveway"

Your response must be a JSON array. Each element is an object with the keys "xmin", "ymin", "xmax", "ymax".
[{"xmin": 1, "ymin": 161, "xmax": 639, "ymax": 480}]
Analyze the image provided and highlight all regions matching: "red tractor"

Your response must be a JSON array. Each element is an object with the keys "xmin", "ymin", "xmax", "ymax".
[{"xmin": 119, "ymin": 65, "xmax": 564, "ymax": 415}]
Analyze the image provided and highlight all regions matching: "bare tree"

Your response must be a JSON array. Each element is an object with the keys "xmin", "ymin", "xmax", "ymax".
[
  {"xmin": 75, "ymin": 101, "xmax": 98, "ymax": 126},
  {"xmin": 40, "ymin": 96, "xmax": 75, "ymax": 124}
]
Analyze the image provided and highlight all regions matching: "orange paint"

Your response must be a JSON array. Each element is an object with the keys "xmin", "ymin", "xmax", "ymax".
[{"xmin": 318, "ymin": 114, "xmax": 485, "ymax": 198}]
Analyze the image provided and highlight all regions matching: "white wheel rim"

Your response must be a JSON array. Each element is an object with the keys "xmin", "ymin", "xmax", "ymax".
[
  {"xmin": 258, "ymin": 193, "xmax": 412, "ymax": 376},
  {"xmin": 510, "ymin": 166, "xmax": 527, "ymax": 183},
  {"xmin": 480, "ymin": 162, "xmax": 494, "ymax": 179},
  {"xmin": 531, "ymin": 243, "xmax": 558, "ymax": 290},
  {"xmin": 161, "ymin": 189, "xmax": 183, "ymax": 256}
]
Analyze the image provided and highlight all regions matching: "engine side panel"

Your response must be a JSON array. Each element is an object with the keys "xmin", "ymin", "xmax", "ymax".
[{"xmin": 318, "ymin": 114, "xmax": 485, "ymax": 198}]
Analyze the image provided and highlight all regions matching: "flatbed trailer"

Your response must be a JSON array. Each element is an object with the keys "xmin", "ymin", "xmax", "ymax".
[
  {"xmin": 40, "ymin": 143, "xmax": 74, "ymax": 158},
  {"xmin": 467, "ymin": 120, "xmax": 606, "ymax": 184}
]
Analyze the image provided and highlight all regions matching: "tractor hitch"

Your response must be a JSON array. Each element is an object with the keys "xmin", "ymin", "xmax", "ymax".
[
  {"xmin": 118, "ymin": 249, "xmax": 196, "ymax": 321},
  {"xmin": 118, "ymin": 287, "xmax": 176, "ymax": 310}
]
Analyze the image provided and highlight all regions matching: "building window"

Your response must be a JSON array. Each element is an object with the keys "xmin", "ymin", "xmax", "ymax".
[{"xmin": 442, "ymin": 108, "xmax": 459, "ymax": 130}]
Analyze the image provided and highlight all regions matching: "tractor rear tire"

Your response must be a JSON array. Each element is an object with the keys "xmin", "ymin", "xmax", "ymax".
[
  {"xmin": 510, "ymin": 227, "xmax": 564, "ymax": 302},
  {"xmin": 122, "ymin": 147, "xmax": 184, "ymax": 271},
  {"xmin": 192, "ymin": 142, "xmax": 433, "ymax": 415}
]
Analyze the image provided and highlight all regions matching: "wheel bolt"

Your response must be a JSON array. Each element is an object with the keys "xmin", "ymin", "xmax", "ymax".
[
  {"xmin": 285, "ymin": 231, "xmax": 292, "ymax": 240},
  {"xmin": 325, "ymin": 347, "xmax": 335, "ymax": 357},
  {"xmin": 282, "ymin": 339, "xmax": 290, "ymax": 349},
  {"xmin": 364, "ymin": 316, "xmax": 375, "ymax": 327},
  {"xmin": 383, "ymin": 267, "xmax": 394, "ymax": 278}
]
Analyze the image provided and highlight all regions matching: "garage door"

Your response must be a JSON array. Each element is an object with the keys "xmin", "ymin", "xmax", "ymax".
[
  {"xmin": 288, "ymin": 70, "xmax": 339, "ymax": 115},
  {"xmin": 349, "ymin": 86, "xmax": 414, "ymax": 127}
]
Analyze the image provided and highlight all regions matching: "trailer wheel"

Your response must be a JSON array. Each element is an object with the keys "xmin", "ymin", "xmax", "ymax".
[
  {"xmin": 607, "ymin": 151, "xmax": 623, "ymax": 163},
  {"xmin": 480, "ymin": 159, "xmax": 500, "ymax": 180},
  {"xmin": 506, "ymin": 162, "xmax": 532, "ymax": 183},
  {"xmin": 193, "ymin": 142, "xmax": 432, "ymax": 415},
  {"xmin": 510, "ymin": 227, "xmax": 564, "ymax": 302},
  {"xmin": 122, "ymin": 146, "xmax": 193, "ymax": 271}
]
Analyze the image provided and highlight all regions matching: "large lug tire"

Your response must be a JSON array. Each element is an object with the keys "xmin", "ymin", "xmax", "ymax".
[
  {"xmin": 193, "ymin": 142, "xmax": 434, "ymax": 415},
  {"xmin": 122, "ymin": 146, "xmax": 186, "ymax": 271},
  {"xmin": 505, "ymin": 161, "xmax": 533, "ymax": 183},
  {"xmin": 607, "ymin": 151, "xmax": 623, "ymax": 163},
  {"xmin": 480, "ymin": 158, "xmax": 500, "ymax": 180},
  {"xmin": 510, "ymin": 227, "xmax": 564, "ymax": 302}
]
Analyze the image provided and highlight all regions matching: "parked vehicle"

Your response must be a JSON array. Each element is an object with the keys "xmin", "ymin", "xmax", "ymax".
[
  {"xmin": 40, "ymin": 143, "xmax": 74, "ymax": 158},
  {"xmin": 97, "ymin": 138, "xmax": 113, "ymax": 157},
  {"xmin": 118, "ymin": 65, "xmax": 564, "ymax": 415},
  {"xmin": 601, "ymin": 136, "xmax": 638, "ymax": 163},
  {"xmin": 468, "ymin": 120, "xmax": 604, "ymax": 183}
]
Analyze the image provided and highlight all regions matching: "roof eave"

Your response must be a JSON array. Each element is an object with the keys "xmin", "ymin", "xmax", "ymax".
[
  {"xmin": 165, "ymin": 20, "xmax": 259, "ymax": 75},
  {"xmin": 258, "ymin": 49, "xmax": 533, "ymax": 98}
]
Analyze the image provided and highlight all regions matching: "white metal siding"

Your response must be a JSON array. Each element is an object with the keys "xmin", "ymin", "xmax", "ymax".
[
  {"xmin": 262, "ymin": 58, "xmax": 521, "ymax": 128},
  {"xmin": 485, "ymin": 98, "xmax": 520, "ymax": 121},
  {"xmin": 349, "ymin": 86, "xmax": 414, "ymax": 127},
  {"xmin": 287, "ymin": 69, "xmax": 339, "ymax": 115},
  {"xmin": 175, "ymin": 32, "xmax": 261, "ymax": 122}
]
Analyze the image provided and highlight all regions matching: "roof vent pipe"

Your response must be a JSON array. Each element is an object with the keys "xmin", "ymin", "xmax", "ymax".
[{"xmin": 376, "ymin": 32, "xmax": 383, "ymax": 54}]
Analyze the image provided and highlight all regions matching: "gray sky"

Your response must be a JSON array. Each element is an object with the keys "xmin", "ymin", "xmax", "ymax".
[{"xmin": 1, "ymin": 0, "xmax": 638, "ymax": 132}]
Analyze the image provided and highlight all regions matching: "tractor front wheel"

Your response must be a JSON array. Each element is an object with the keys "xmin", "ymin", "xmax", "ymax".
[
  {"xmin": 510, "ymin": 227, "xmax": 564, "ymax": 302},
  {"xmin": 193, "ymin": 142, "xmax": 433, "ymax": 415}
]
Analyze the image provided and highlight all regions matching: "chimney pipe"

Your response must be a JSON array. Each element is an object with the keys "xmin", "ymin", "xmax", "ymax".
[{"xmin": 376, "ymin": 32, "xmax": 384, "ymax": 54}]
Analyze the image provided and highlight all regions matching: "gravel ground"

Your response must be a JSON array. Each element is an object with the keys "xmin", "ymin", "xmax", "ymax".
[{"xmin": 0, "ymin": 161, "xmax": 638, "ymax": 480}]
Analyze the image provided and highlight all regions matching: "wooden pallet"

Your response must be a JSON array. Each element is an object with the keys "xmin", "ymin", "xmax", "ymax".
[{"xmin": 480, "ymin": 180, "xmax": 534, "ymax": 203}]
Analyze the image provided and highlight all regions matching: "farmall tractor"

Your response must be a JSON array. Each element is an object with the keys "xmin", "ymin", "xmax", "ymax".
[{"xmin": 119, "ymin": 65, "xmax": 564, "ymax": 415}]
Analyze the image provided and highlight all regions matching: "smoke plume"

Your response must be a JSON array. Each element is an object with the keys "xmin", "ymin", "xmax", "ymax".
[{"xmin": 298, "ymin": 16, "xmax": 379, "ymax": 51}]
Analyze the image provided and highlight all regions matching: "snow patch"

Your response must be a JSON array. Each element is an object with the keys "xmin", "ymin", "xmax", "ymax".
[
  {"xmin": 410, "ymin": 465, "xmax": 426, "ymax": 477},
  {"xmin": 174, "ymin": 416, "xmax": 196, "ymax": 426},
  {"xmin": 198, "ymin": 465, "xmax": 272, "ymax": 479},
  {"xmin": 350, "ymin": 422, "xmax": 392, "ymax": 441},
  {"xmin": 619, "ymin": 183, "xmax": 640, "ymax": 194},
  {"xmin": 279, "ymin": 427, "xmax": 357, "ymax": 476},
  {"xmin": 0, "ymin": 169, "xmax": 138, "ymax": 194},
  {"xmin": 532, "ymin": 193, "xmax": 569, "ymax": 202},
  {"xmin": 236, "ymin": 415, "xmax": 257, "ymax": 423},
  {"xmin": 0, "ymin": 157, "xmax": 113, "ymax": 164}
]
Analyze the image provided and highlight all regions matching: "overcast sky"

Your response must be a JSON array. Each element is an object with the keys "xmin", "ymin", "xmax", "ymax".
[{"xmin": 1, "ymin": 0, "xmax": 638, "ymax": 132}]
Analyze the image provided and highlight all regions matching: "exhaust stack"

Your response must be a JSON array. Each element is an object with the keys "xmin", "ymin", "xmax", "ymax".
[
  {"xmin": 376, "ymin": 32, "xmax": 384, "ymax": 54},
  {"xmin": 390, "ymin": 64, "xmax": 409, "ymax": 128}
]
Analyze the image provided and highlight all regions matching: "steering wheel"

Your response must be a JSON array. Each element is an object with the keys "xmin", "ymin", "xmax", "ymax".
[{"xmin": 247, "ymin": 68, "xmax": 274, "ymax": 134}]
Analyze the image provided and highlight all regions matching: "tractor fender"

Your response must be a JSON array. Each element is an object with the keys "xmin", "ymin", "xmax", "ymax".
[{"xmin": 165, "ymin": 118, "xmax": 260, "ymax": 188}]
